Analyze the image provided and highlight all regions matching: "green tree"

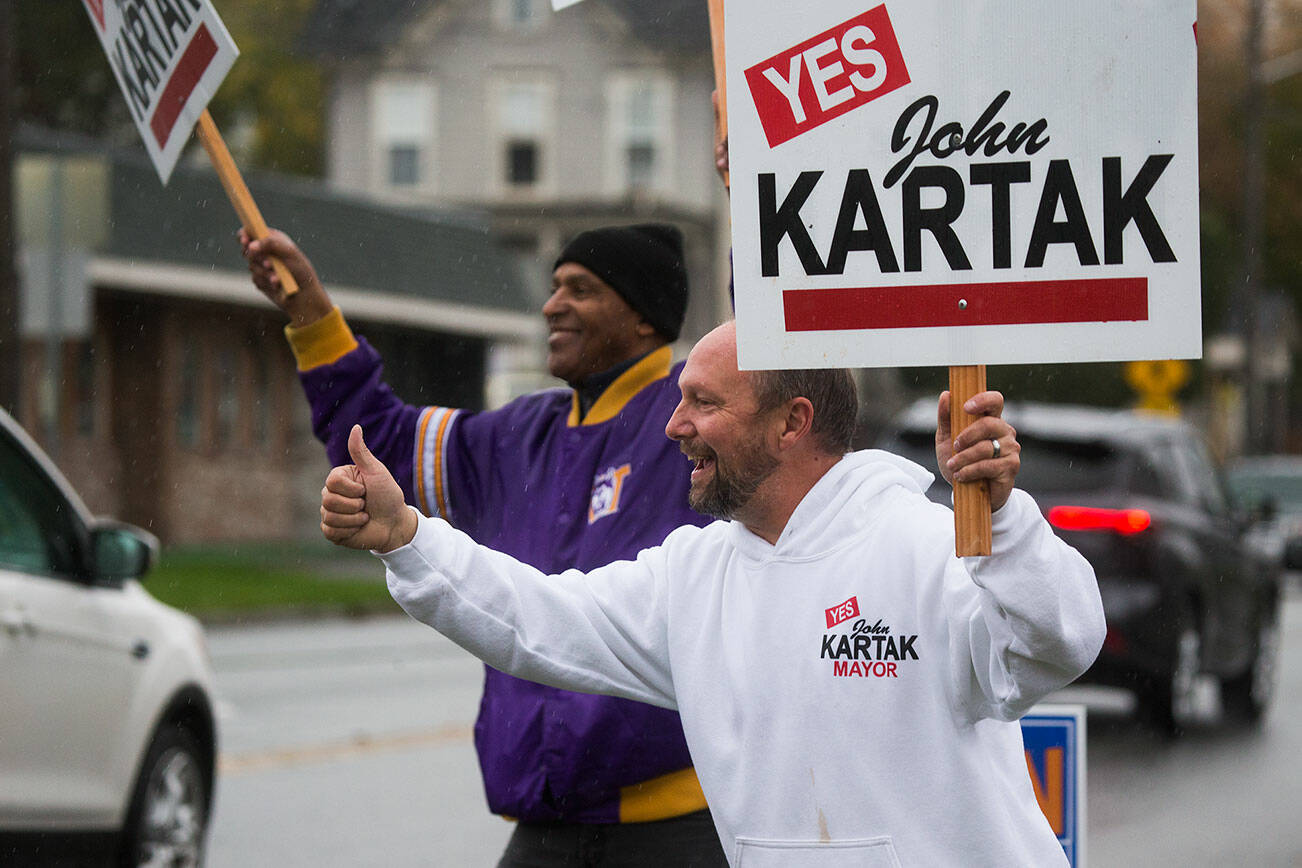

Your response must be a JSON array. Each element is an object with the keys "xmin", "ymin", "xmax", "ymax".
[
  {"xmin": 14, "ymin": 1, "xmax": 131, "ymax": 139},
  {"xmin": 1199, "ymin": 0, "xmax": 1302, "ymax": 330},
  {"xmin": 205, "ymin": 0, "xmax": 325, "ymax": 176},
  {"xmin": 15, "ymin": 0, "xmax": 324, "ymax": 177}
]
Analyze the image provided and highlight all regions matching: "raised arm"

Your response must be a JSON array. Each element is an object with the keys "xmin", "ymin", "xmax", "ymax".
[
  {"xmin": 941, "ymin": 490, "xmax": 1105, "ymax": 722},
  {"xmin": 239, "ymin": 227, "xmax": 429, "ymax": 503},
  {"xmin": 922, "ymin": 390, "xmax": 1104, "ymax": 719},
  {"xmin": 322, "ymin": 426, "xmax": 678, "ymax": 708}
]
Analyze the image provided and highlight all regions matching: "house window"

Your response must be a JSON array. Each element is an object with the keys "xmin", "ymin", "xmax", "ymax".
[
  {"xmin": 507, "ymin": 140, "xmax": 538, "ymax": 185},
  {"xmin": 607, "ymin": 74, "xmax": 673, "ymax": 194},
  {"xmin": 496, "ymin": 0, "xmax": 545, "ymax": 29},
  {"xmin": 215, "ymin": 348, "xmax": 239, "ymax": 449},
  {"xmin": 74, "ymin": 342, "xmax": 95, "ymax": 437},
  {"xmin": 389, "ymin": 144, "xmax": 420, "ymax": 186},
  {"xmin": 373, "ymin": 79, "xmax": 436, "ymax": 191},
  {"xmin": 177, "ymin": 342, "xmax": 201, "ymax": 449},
  {"xmin": 496, "ymin": 81, "xmax": 552, "ymax": 192},
  {"xmin": 511, "ymin": 0, "xmax": 534, "ymax": 24},
  {"xmin": 250, "ymin": 345, "xmax": 271, "ymax": 449},
  {"xmin": 627, "ymin": 142, "xmax": 656, "ymax": 189}
]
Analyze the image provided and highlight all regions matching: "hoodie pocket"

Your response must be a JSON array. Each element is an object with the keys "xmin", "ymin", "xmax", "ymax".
[{"xmin": 735, "ymin": 836, "xmax": 902, "ymax": 868}]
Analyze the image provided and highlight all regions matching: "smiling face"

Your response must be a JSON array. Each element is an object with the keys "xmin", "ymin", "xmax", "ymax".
[
  {"xmin": 542, "ymin": 262, "xmax": 657, "ymax": 384},
  {"xmin": 666, "ymin": 323, "xmax": 781, "ymax": 521}
]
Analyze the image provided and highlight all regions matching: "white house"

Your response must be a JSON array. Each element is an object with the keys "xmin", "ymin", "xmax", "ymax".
[{"xmin": 301, "ymin": 0, "xmax": 733, "ymax": 396}]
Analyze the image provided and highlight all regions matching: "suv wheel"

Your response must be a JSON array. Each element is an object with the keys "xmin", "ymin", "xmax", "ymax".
[
  {"xmin": 1140, "ymin": 608, "xmax": 1201, "ymax": 737},
  {"xmin": 119, "ymin": 723, "xmax": 210, "ymax": 868},
  {"xmin": 1221, "ymin": 601, "xmax": 1280, "ymax": 725}
]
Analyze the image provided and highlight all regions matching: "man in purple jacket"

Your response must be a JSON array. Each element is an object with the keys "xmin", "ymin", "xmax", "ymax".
[{"xmin": 242, "ymin": 224, "xmax": 724, "ymax": 866}]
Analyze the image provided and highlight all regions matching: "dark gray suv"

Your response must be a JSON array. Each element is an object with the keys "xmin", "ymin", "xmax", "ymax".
[{"xmin": 881, "ymin": 400, "xmax": 1289, "ymax": 735}]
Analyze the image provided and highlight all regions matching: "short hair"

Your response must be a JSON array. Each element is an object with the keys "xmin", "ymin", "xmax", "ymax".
[{"xmin": 751, "ymin": 368, "xmax": 858, "ymax": 455}]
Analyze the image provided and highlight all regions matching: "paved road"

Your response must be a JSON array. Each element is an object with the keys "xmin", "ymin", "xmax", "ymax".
[
  {"xmin": 206, "ymin": 617, "xmax": 511, "ymax": 866},
  {"xmin": 205, "ymin": 588, "xmax": 1302, "ymax": 866},
  {"xmin": 1080, "ymin": 584, "xmax": 1302, "ymax": 867}
]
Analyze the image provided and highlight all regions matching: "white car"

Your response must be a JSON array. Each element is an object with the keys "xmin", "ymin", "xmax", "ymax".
[{"xmin": 0, "ymin": 408, "xmax": 217, "ymax": 866}]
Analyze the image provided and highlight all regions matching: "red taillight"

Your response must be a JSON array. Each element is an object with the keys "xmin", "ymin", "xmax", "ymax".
[
  {"xmin": 1102, "ymin": 626, "xmax": 1128, "ymax": 656},
  {"xmin": 1048, "ymin": 505, "xmax": 1152, "ymax": 535}
]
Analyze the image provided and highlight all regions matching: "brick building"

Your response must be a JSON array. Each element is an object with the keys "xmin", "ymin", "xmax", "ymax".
[{"xmin": 15, "ymin": 127, "xmax": 536, "ymax": 543}]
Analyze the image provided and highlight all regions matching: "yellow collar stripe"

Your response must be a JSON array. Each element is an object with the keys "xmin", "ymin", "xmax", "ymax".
[{"xmin": 569, "ymin": 346, "xmax": 674, "ymax": 428}]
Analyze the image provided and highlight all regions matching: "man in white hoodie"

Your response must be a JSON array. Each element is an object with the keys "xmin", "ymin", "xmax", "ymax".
[{"xmin": 320, "ymin": 321, "xmax": 1106, "ymax": 868}]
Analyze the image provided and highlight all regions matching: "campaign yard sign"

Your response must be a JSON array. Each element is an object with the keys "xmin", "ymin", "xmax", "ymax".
[
  {"xmin": 726, "ymin": 0, "xmax": 1200, "ymax": 370},
  {"xmin": 1021, "ymin": 704, "xmax": 1087, "ymax": 867},
  {"xmin": 81, "ymin": 0, "xmax": 239, "ymax": 184}
]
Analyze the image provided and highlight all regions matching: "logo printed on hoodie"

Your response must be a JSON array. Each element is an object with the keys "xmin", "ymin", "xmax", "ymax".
[
  {"xmin": 825, "ymin": 595, "xmax": 860, "ymax": 628},
  {"xmin": 820, "ymin": 603, "xmax": 919, "ymax": 679}
]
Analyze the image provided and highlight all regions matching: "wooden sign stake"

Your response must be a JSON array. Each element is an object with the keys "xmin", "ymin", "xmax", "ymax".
[
  {"xmin": 949, "ymin": 364, "xmax": 992, "ymax": 556},
  {"xmin": 194, "ymin": 110, "xmax": 299, "ymax": 296},
  {"xmin": 706, "ymin": 0, "xmax": 729, "ymax": 187}
]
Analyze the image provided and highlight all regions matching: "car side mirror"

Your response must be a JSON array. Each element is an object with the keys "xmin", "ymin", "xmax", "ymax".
[
  {"xmin": 1284, "ymin": 536, "xmax": 1302, "ymax": 572},
  {"xmin": 90, "ymin": 522, "xmax": 159, "ymax": 584}
]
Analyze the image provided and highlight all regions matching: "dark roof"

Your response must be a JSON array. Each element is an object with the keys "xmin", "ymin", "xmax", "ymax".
[
  {"xmin": 299, "ymin": 0, "xmax": 433, "ymax": 56},
  {"xmin": 301, "ymin": 0, "xmax": 710, "ymax": 56},
  {"xmin": 11, "ymin": 120, "xmax": 532, "ymax": 315},
  {"xmin": 608, "ymin": 0, "xmax": 711, "ymax": 52},
  {"xmin": 101, "ymin": 154, "xmax": 533, "ymax": 314}
]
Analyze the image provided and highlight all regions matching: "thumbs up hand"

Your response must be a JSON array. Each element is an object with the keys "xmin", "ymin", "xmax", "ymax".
[{"xmin": 321, "ymin": 425, "xmax": 418, "ymax": 553}]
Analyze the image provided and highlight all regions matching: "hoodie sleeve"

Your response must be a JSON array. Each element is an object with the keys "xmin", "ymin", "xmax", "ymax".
[
  {"xmin": 378, "ymin": 510, "xmax": 680, "ymax": 710},
  {"xmin": 943, "ymin": 489, "xmax": 1105, "ymax": 722}
]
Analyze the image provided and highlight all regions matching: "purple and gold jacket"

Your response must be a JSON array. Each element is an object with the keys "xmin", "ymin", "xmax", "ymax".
[{"xmin": 288, "ymin": 309, "xmax": 711, "ymax": 823}]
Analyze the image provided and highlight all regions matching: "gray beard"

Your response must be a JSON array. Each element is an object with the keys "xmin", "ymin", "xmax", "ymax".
[{"xmin": 688, "ymin": 449, "xmax": 779, "ymax": 520}]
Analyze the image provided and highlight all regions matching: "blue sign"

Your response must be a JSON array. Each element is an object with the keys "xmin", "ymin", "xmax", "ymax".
[{"xmin": 1021, "ymin": 705, "xmax": 1086, "ymax": 867}]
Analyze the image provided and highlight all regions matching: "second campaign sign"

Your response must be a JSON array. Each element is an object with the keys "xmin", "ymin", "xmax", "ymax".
[
  {"xmin": 80, "ymin": 0, "xmax": 238, "ymax": 184},
  {"xmin": 725, "ymin": 0, "xmax": 1201, "ymax": 370}
]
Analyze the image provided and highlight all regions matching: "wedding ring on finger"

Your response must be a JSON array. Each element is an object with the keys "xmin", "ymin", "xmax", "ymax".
[{"xmin": 991, "ymin": 438, "xmax": 1002, "ymax": 459}]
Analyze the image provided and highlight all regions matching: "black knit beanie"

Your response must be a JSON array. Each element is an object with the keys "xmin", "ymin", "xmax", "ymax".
[{"xmin": 554, "ymin": 224, "xmax": 689, "ymax": 342}]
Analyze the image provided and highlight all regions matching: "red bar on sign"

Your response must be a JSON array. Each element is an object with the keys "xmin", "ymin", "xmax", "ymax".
[
  {"xmin": 825, "ymin": 596, "xmax": 860, "ymax": 629},
  {"xmin": 83, "ymin": 0, "xmax": 105, "ymax": 30},
  {"xmin": 150, "ymin": 24, "xmax": 218, "ymax": 149},
  {"xmin": 744, "ymin": 5, "xmax": 910, "ymax": 148},
  {"xmin": 783, "ymin": 278, "xmax": 1149, "ymax": 332}
]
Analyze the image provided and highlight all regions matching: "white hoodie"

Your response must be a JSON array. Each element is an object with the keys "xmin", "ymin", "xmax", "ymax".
[{"xmin": 380, "ymin": 450, "xmax": 1105, "ymax": 867}]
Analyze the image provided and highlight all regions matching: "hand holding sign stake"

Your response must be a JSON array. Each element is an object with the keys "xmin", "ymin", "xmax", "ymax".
[{"xmin": 948, "ymin": 365, "xmax": 992, "ymax": 556}]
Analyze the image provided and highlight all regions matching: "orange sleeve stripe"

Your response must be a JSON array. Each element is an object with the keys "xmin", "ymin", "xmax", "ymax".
[
  {"xmin": 432, "ymin": 408, "xmax": 454, "ymax": 519},
  {"xmin": 414, "ymin": 408, "xmax": 435, "ymax": 516}
]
